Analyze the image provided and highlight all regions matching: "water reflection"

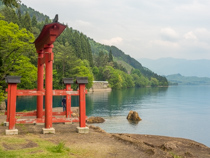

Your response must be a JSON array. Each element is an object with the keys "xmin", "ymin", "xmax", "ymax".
[
  {"xmin": 16, "ymin": 87, "xmax": 168, "ymax": 114},
  {"xmin": 86, "ymin": 87, "xmax": 168, "ymax": 116}
]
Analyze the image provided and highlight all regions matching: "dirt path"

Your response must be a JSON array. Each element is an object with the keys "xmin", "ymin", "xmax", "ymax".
[{"xmin": 0, "ymin": 110, "xmax": 210, "ymax": 158}]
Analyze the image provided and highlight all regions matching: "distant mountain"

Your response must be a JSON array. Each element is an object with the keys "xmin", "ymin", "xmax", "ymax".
[
  {"xmin": 166, "ymin": 74, "xmax": 210, "ymax": 85},
  {"xmin": 89, "ymin": 39, "xmax": 168, "ymax": 84},
  {"xmin": 138, "ymin": 58, "xmax": 210, "ymax": 78}
]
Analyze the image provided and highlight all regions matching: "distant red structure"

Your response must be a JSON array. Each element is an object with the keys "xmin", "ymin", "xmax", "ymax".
[{"xmin": 5, "ymin": 15, "xmax": 89, "ymax": 134}]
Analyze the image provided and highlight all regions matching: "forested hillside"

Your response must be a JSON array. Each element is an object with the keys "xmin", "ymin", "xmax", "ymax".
[
  {"xmin": 89, "ymin": 39, "xmax": 168, "ymax": 86},
  {"xmin": 0, "ymin": 2, "xmax": 168, "ymax": 102}
]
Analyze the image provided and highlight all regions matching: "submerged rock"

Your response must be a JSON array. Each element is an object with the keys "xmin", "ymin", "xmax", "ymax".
[
  {"xmin": 127, "ymin": 111, "xmax": 142, "ymax": 121},
  {"xmin": 86, "ymin": 117, "xmax": 105, "ymax": 123}
]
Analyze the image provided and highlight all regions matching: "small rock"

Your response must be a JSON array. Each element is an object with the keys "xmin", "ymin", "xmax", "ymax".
[
  {"xmin": 127, "ymin": 110, "xmax": 142, "ymax": 121},
  {"xmin": 71, "ymin": 113, "xmax": 77, "ymax": 117},
  {"xmin": 86, "ymin": 117, "xmax": 105, "ymax": 123}
]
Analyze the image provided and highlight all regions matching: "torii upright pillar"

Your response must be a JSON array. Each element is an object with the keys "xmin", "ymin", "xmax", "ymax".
[
  {"xmin": 44, "ymin": 44, "xmax": 54, "ymax": 130},
  {"xmin": 37, "ymin": 50, "xmax": 44, "ymax": 119},
  {"xmin": 34, "ymin": 15, "xmax": 66, "ymax": 134},
  {"xmin": 76, "ymin": 77, "xmax": 89, "ymax": 133}
]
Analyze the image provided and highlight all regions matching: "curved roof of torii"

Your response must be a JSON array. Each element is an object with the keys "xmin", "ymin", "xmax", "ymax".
[{"xmin": 34, "ymin": 21, "xmax": 66, "ymax": 51}]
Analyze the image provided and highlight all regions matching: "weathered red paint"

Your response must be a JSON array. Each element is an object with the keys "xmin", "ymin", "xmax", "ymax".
[
  {"xmin": 37, "ymin": 50, "xmax": 44, "ymax": 118},
  {"xmin": 9, "ymin": 84, "xmax": 17, "ymax": 130},
  {"xmin": 66, "ymin": 84, "xmax": 72, "ymax": 118},
  {"xmin": 44, "ymin": 44, "xmax": 53, "ymax": 129},
  {"xmin": 34, "ymin": 23, "xmax": 66, "ymax": 51},
  {"xmin": 79, "ymin": 84, "xmax": 86, "ymax": 127},
  {"xmin": 16, "ymin": 117, "xmax": 80, "ymax": 124},
  {"xmin": 6, "ymin": 84, "xmax": 11, "ymax": 122},
  {"xmin": 16, "ymin": 89, "xmax": 80, "ymax": 96}
]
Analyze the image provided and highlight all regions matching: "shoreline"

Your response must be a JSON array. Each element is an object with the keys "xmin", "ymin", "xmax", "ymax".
[{"xmin": 0, "ymin": 110, "xmax": 210, "ymax": 157}]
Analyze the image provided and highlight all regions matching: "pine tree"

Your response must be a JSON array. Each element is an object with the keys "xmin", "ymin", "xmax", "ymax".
[
  {"xmin": 31, "ymin": 15, "xmax": 37, "ymax": 27},
  {"xmin": 22, "ymin": 12, "xmax": 32, "ymax": 32},
  {"xmin": 73, "ymin": 32, "xmax": 83, "ymax": 59},
  {"xmin": 0, "ymin": 0, "xmax": 20, "ymax": 8},
  {"xmin": 0, "ymin": 7, "xmax": 18, "ymax": 24},
  {"xmin": 17, "ymin": 7, "xmax": 22, "ymax": 28},
  {"xmin": 108, "ymin": 50, "xmax": 113, "ymax": 62}
]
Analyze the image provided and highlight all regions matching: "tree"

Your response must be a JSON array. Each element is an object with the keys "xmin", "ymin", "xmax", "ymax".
[
  {"xmin": 151, "ymin": 77, "xmax": 159, "ymax": 87},
  {"xmin": 9, "ymin": 55, "xmax": 37, "ymax": 89},
  {"xmin": 108, "ymin": 50, "xmax": 113, "ymax": 62},
  {"xmin": 73, "ymin": 32, "xmax": 83, "ymax": 59},
  {"xmin": 0, "ymin": 0, "xmax": 20, "ymax": 8},
  {"xmin": 0, "ymin": 7, "xmax": 19, "ymax": 24},
  {"xmin": 22, "ymin": 12, "xmax": 32, "ymax": 32},
  {"xmin": 0, "ymin": 19, "xmax": 35, "ymax": 89},
  {"xmin": 31, "ymin": 15, "xmax": 37, "ymax": 27},
  {"xmin": 17, "ymin": 7, "xmax": 22, "ymax": 27}
]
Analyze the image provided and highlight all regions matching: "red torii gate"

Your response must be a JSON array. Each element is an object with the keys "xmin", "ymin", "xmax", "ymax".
[{"xmin": 5, "ymin": 15, "xmax": 89, "ymax": 135}]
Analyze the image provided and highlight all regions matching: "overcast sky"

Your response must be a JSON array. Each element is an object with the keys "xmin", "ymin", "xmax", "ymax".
[{"xmin": 21, "ymin": 0, "xmax": 210, "ymax": 60}]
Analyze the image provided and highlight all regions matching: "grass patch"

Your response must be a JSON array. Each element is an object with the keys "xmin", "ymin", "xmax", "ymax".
[
  {"xmin": 170, "ymin": 152, "xmax": 182, "ymax": 158},
  {"xmin": 0, "ymin": 135, "xmax": 93, "ymax": 158},
  {"xmin": 49, "ymin": 141, "xmax": 70, "ymax": 153}
]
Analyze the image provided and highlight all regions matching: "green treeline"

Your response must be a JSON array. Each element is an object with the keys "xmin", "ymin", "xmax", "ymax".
[{"xmin": 0, "ymin": 3, "xmax": 168, "ymax": 102}]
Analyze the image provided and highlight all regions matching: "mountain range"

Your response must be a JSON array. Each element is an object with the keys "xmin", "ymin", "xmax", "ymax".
[{"xmin": 138, "ymin": 58, "xmax": 210, "ymax": 78}]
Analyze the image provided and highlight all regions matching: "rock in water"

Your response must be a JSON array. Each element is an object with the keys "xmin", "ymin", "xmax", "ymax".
[
  {"xmin": 127, "ymin": 111, "xmax": 142, "ymax": 121},
  {"xmin": 86, "ymin": 117, "xmax": 105, "ymax": 123}
]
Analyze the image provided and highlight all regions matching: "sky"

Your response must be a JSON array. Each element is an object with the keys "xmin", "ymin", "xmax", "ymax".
[{"xmin": 20, "ymin": 0, "xmax": 210, "ymax": 60}]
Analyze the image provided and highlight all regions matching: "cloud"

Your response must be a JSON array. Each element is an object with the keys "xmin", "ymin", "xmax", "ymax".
[
  {"xmin": 20, "ymin": 0, "xmax": 210, "ymax": 60},
  {"xmin": 75, "ymin": 20, "xmax": 92, "ymax": 27},
  {"xmin": 160, "ymin": 28, "xmax": 179, "ymax": 41},
  {"xmin": 150, "ymin": 40, "xmax": 179, "ymax": 48},
  {"xmin": 184, "ymin": 32, "xmax": 197, "ymax": 40},
  {"xmin": 100, "ymin": 37, "xmax": 123, "ymax": 46}
]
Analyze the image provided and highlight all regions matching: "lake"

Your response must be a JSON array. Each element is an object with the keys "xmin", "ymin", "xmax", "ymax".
[{"xmin": 16, "ymin": 85, "xmax": 210, "ymax": 147}]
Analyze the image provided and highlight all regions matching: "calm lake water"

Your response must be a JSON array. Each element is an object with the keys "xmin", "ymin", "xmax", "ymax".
[{"xmin": 16, "ymin": 86, "xmax": 210, "ymax": 147}]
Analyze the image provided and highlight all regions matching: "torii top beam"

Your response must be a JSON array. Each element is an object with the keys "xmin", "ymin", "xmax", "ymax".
[{"xmin": 34, "ymin": 15, "xmax": 66, "ymax": 51}]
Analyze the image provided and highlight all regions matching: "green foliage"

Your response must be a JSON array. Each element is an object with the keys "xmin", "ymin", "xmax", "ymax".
[
  {"xmin": 53, "ymin": 42, "xmax": 94, "ymax": 89},
  {"xmin": 0, "ymin": 0, "xmax": 20, "ymax": 8},
  {"xmin": 0, "ymin": 7, "xmax": 18, "ymax": 24},
  {"xmin": 9, "ymin": 55, "xmax": 37, "ymax": 89},
  {"xmin": 89, "ymin": 38, "xmax": 168, "ymax": 87},
  {"xmin": 108, "ymin": 50, "xmax": 113, "ymax": 62},
  {"xmin": 51, "ymin": 142, "xmax": 70, "ymax": 153},
  {"xmin": 0, "ymin": 85, "xmax": 4, "ymax": 102},
  {"xmin": 131, "ymin": 69, "xmax": 150, "ymax": 87},
  {"xmin": 151, "ymin": 77, "xmax": 159, "ymax": 87},
  {"xmin": 0, "ymin": 19, "xmax": 36, "ymax": 89},
  {"xmin": 31, "ymin": 15, "xmax": 37, "ymax": 27},
  {"xmin": 19, "ymin": 4, "xmax": 50, "ymax": 22},
  {"xmin": 22, "ymin": 11, "xmax": 32, "ymax": 32},
  {"xmin": 0, "ymin": 2, "xmax": 169, "ymax": 93}
]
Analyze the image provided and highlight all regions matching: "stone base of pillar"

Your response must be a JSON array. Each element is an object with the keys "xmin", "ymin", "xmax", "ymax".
[
  {"xmin": 42, "ymin": 128, "xmax": 55, "ymax": 134},
  {"xmin": 4, "ymin": 121, "xmax": 9, "ymax": 126},
  {"xmin": 5, "ymin": 129, "xmax": 18, "ymax": 135},
  {"xmin": 76, "ymin": 127, "xmax": 89, "ymax": 134}
]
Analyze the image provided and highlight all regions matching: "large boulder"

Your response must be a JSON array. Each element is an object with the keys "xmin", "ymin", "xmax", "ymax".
[
  {"xmin": 86, "ymin": 117, "xmax": 105, "ymax": 123},
  {"xmin": 127, "ymin": 111, "xmax": 142, "ymax": 121}
]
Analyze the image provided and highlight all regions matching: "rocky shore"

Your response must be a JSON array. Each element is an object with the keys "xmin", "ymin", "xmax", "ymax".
[{"xmin": 0, "ymin": 109, "xmax": 209, "ymax": 157}]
